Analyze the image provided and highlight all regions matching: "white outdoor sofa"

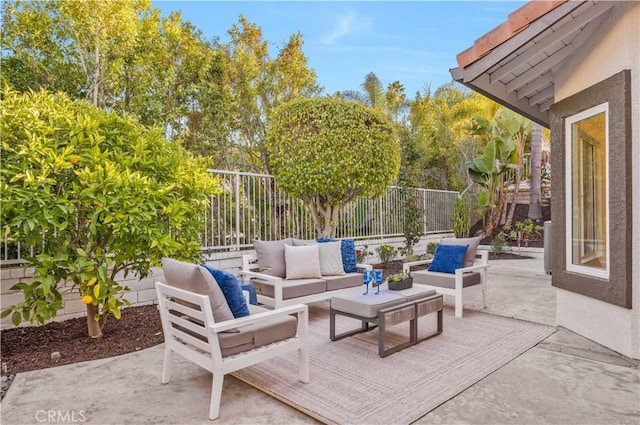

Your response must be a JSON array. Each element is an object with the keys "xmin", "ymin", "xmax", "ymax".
[{"xmin": 241, "ymin": 252, "xmax": 372, "ymax": 309}]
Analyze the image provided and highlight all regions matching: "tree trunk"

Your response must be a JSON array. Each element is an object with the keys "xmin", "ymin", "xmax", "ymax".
[
  {"xmin": 505, "ymin": 168, "xmax": 521, "ymax": 227},
  {"xmin": 86, "ymin": 304, "xmax": 103, "ymax": 338},
  {"xmin": 505, "ymin": 134, "xmax": 526, "ymax": 227},
  {"xmin": 529, "ymin": 123, "xmax": 543, "ymax": 220}
]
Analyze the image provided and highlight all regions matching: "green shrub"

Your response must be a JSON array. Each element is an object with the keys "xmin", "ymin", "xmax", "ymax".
[
  {"xmin": 376, "ymin": 243, "xmax": 397, "ymax": 264},
  {"xmin": 491, "ymin": 232, "xmax": 507, "ymax": 254},
  {"xmin": 453, "ymin": 196, "xmax": 470, "ymax": 238},
  {"xmin": 399, "ymin": 188, "xmax": 424, "ymax": 259},
  {"xmin": 0, "ymin": 88, "xmax": 221, "ymax": 337}
]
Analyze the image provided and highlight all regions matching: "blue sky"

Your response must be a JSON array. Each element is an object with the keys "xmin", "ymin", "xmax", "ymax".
[{"xmin": 154, "ymin": 1, "xmax": 527, "ymax": 98}]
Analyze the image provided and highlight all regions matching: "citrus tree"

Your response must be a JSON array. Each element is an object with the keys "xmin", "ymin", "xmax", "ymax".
[
  {"xmin": 266, "ymin": 97, "xmax": 400, "ymax": 238},
  {"xmin": 0, "ymin": 88, "xmax": 220, "ymax": 337}
]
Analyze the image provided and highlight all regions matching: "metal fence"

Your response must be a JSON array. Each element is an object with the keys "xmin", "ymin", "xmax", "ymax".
[
  {"xmin": 201, "ymin": 170, "xmax": 458, "ymax": 251},
  {"xmin": 1, "ymin": 170, "xmax": 459, "ymax": 264}
]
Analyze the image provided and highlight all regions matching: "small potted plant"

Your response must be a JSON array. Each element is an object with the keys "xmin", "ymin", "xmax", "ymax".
[{"xmin": 387, "ymin": 272, "xmax": 413, "ymax": 290}]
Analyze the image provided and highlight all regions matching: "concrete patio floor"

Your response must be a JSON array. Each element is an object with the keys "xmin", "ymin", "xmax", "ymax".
[{"xmin": 1, "ymin": 256, "xmax": 639, "ymax": 424}]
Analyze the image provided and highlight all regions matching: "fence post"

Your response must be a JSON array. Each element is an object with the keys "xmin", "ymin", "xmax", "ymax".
[{"xmin": 235, "ymin": 171, "xmax": 241, "ymax": 249}]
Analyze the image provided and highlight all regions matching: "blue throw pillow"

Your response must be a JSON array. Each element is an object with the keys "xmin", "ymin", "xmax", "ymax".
[
  {"xmin": 340, "ymin": 239, "xmax": 358, "ymax": 273},
  {"xmin": 428, "ymin": 244, "xmax": 469, "ymax": 274},
  {"xmin": 201, "ymin": 265, "xmax": 250, "ymax": 318},
  {"xmin": 316, "ymin": 238, "xmax": 358, "ymax": 273},
  {"xmin": 240, "ymin": 281, "xmax": 258, "ymax": 305}
]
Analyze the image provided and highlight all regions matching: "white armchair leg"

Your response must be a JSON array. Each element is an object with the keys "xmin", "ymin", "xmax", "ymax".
[
  {"xmin": 481, "ymin": 269, "xmax": 488, "ymax": 308},
  {"xmin": 455, "ymin": 271, "xmax": 464, "ymax": 318},
  {"xmin": 209, "ymin": 373, "xmax": 224, "ymax": 420},
  {"xmin": 161, "ymin": 346, "xmax": 173, "ymax": 384},
  {"xmin": 454, "ymin": 294, "xmax": 464, "ymax": 318}
]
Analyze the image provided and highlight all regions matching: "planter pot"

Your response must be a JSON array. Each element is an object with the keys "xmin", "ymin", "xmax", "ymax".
[{"xmin": 388, "ymin": 277, "xmax": 413, "ymax": 291}]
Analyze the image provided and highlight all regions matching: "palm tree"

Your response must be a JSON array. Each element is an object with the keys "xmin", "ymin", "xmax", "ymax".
[
  {"xmin": 528, "ymin": 123, "xmax": 543, "ymax": 220},
  {"xmin": 338, "ymin": 72, "xmax": 409, "ymax": 123}
]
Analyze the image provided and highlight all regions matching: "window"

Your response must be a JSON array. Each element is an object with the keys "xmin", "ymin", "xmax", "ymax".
[
  {"xmin": 550, "ymin": 70, "xmax": 631, "ymax": 308},
  {"xmin": 565, "ymin": 103, "xmax": 608, "ymax": 279}
]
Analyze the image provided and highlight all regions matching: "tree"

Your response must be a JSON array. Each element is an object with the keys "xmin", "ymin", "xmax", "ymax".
[
  {"xmin": 499, "ymin": 110, "xmax": 532, "ymax": 227},
  {"xmin": 266, "ymin": 98, "xmax": 400, "ymax": 238},
  {"xmin": 1, "ymin": 0, "xmax": 83, "ymax": 96},
  {"xmin": 405, "ymin": 82, "xmax": 489, "ymax": 190},
  {"xmin": 339, "ymin": 72, "xmax": 409, "ymax": 123},
  {"xmin": 399, "ymin": 187, "xmax": 424, "ymax": 260},
  {"xmin": 222, "ymin": 16, "xmax": 321, "ymax": 172},
  {"xmin": 57, "ymin": 0, "xmax": 149, "ymax": 108},
  {"xmin": 467, "ymin": 109, "xmax": 517, "ymax": 235},
  {"xmin": 528, "ymin": 123, "xmax": 543, "ymax": 220},
  {"xmin": 0, "ymin": 88, "xmax": 220, "ymax": 337}
]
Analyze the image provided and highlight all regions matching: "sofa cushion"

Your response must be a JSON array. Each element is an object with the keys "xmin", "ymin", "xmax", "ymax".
[
  {"xmin": 253, "ymin": 278, "xmax": 327, "ymax": 300},
  {"xmin": 429, "ymin": 244, "xmax": 468, "ymax": 274},
  {"xmin": 217, "ymin": 304, "xmax": 297, "ymax": 357},
  {"xmin": 412, "ymin": 270, "xmax": 482, "ymax": 289},
  {"xmin": 285, "ymin": 244, "xmax": 322, "ymax": 279},
  {"xmin": 253, "ymin": 238, "xmax": 293, "ymax": 278},
  {"xmin": 440, "ymin": 236, "xmax": 482, "ymax": 268},
  {"xmin": 161, "ymin": 258, "xmax": 234, "ymax": 324},
  {"xmin": 201, "ymin": 265, "xmax": 250, "ymax": 318},
  {"xmin": 323, "ymin": 273, "xmax": 362, "ymax": 291},
  {"xmin": 319, "ymin": 241, "xmax": 346, "ymax": 276}
]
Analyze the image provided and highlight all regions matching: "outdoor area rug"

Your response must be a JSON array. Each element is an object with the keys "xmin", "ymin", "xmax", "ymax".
[{"xmin": 232, "ymin": 304, "xmax": 556, "ymax": 425}]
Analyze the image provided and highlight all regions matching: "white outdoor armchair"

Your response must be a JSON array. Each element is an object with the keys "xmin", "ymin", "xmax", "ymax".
[
  {"xmin": 403, "ymin": 250, "xmax": 489, "ymax": 318},
  {"xmin": 155, "ymin": 281, "xmax": 309, "ymax": 420}
]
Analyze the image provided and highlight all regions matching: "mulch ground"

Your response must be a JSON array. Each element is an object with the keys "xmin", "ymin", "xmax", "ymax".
[{"xmin": 1, "ymin": 305, "xmax": 164, "ymax": 375}]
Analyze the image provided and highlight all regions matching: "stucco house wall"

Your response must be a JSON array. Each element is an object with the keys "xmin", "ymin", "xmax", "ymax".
[{"xmin": 553, "ymin": 2, "xmax": 639, "ymax": 359}]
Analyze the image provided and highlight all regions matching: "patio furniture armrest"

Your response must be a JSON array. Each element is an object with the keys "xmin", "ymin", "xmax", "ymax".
[
  {"xmin": 210, "ymin": 304, "xmax": 308, "ymax": 334},
  {"xmin": 457, "ymin": 263, "xmax": 490, "ymax": 273},
  {"xmin": 403, "ymin": 258, "xmax": 434, "ymax": 274},
  {"xmin": 240, "ymin": 270, "xmax": 285, "ymax": 284},
  {"xmin": 357, "ymin": 263, "xmax": 373, "ymax": 271}
]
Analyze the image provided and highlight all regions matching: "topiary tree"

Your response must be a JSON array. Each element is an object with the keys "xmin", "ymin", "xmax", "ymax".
[
  {"xmin": 0, "ymin": 88, "xmax": 221, "ymax": 338},
  {"xmin": 266, "ymin": 97, "xmax": 400, "ymax": 238}
]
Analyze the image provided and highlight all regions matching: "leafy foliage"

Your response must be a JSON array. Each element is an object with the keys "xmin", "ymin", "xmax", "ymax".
[
  {"xmin": 399, "ymin": 188, "xmax": 424, "ymax": 259},
  {"xmin": 0, "ymin": 88, "xmax": 220, "ymax": 336},
  {"xmin": 453, "ymin": 196, "xmax": 470, "ymax": 238},
  {"xmin": 467, "ymin": 107, "xmax": 532, "ymax": 234},
  {"xmin": 376, "ymin": 244, "xmax": 398, "ymax": 265},
  {"xmin": 1, "ymin": 3, "xmax": 321, "ymax": 172},
  {"xmin": 355, "ymin": 245, "xmax": 373, "ymax": 264},
  {"xmin": 491, "ymin": 232, "xmax": 507, "ymax": 254},
  {"xmin": 402, "ymin": 82, "xmax": 491, "ymax": 190},
  {"xmin": 266, "ymin": 97, "xmax": 400, "ymax": 237}
]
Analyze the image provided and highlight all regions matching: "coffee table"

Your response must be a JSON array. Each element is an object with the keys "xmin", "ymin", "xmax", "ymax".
[{"xmin": 330, "ymin": 284, "xmax": 443, "ymax": 357}]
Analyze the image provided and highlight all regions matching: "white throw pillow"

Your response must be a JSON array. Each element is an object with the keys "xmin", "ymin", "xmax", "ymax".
[
  {"xmin": 284, "ymin": 244, "xmax": 322, "ymax": 279},
  {"xmin": 319, "ymin": 241, "xmax": 346, "ymax": 276}
]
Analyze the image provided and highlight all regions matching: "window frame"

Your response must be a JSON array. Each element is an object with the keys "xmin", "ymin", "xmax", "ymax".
[
  {"xmin": 549, "ymin": 69, "xmax": 631, "ymax": 309},
  {"xmin": 564, "ymin": 102, "xmax": 609, "ymax": 279}
]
